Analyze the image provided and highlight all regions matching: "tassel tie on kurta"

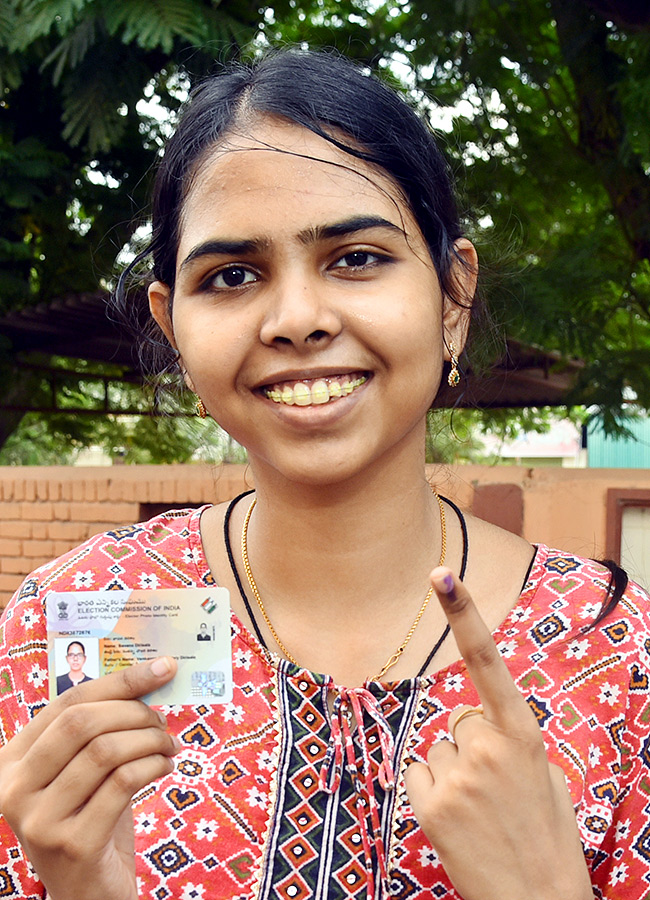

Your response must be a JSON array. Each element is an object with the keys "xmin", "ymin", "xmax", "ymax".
[{"xmin": 318, "ymin": 686, "xmax": 396, "ymax": 900}]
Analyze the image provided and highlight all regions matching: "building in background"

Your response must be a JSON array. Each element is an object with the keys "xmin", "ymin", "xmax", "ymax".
[
  {"xmin": 586, "ymin": 418, "xmax": 650, "ymax": 590},
  {"xmin": 481, "ymin": 419, "xmax": 584, "ymax": 468}
]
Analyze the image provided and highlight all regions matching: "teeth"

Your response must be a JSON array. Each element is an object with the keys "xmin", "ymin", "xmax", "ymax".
[
  {"xmin": 265, "ymin": 376, "xmax": 367, "ymax": 407},
  {"xmin": 281, "ymin": 385, "xmax": 295, "ymax": 405},
  {"xmin": 311, "ymin": 380, "xmax": 329, "ymax": 405},
  {"xmin": 293, "ymin": 383, "xmax": 311, "ymax": 406}
]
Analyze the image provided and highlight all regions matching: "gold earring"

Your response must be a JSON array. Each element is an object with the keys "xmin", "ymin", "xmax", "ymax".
[
  {"xmin": 195, "ymin": 398, "xmax": 207, "ymax": 418},
  {"xmin": 447, "ymin": 341, "xmax": 460, "ymax": 388}
]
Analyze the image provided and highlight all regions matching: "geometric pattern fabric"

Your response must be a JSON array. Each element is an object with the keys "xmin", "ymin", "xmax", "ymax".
[{"xmin": 1, "ymin": 509, "xmax": 650, "ymax": 898}]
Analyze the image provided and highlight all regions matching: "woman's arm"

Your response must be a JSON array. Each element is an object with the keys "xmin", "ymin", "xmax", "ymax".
[{"xmin": 0, "ymin": 658, "xmax": 179, "ymax": 900}]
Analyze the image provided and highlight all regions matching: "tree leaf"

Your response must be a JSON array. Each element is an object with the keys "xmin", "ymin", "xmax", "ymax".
[
  {"xmin": 10, "ymin": 0, "xmax": 88, "ymax": 49},
  {"xmin": 41, "ymin": 15, "xmax": 98, "ymax": 84},
  {"xmin": 103, "ymin": 0, "xmax": 210, "ymax": 53}
]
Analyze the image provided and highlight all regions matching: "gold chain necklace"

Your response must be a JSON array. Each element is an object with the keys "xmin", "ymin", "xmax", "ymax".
[{"xmin": 240, "ymin": 487, "xmax": 446, "ymax": 681}]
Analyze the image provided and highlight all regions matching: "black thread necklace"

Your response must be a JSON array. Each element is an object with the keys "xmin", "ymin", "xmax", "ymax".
[{"xmin": 222, "ymin": 489, "xmax": 468, "ymax": 678}]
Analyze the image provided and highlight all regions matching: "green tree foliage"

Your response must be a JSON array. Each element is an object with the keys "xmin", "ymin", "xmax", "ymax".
[
  {"xmin": 1, "ymin": 0, "xmax": 262, "ymax": 310},
  {"xmin": 1, "ymin": 0, "xmax": 650, "ymax": 462},
  {"xmin": 0, "ymin": 357, "xmax": 249, "ymax": 464}
]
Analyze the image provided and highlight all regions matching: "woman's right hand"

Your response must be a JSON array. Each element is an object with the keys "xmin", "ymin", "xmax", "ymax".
[{"xmin": 0, "ymin": 656, "xmax": 179, "ymax": 900}]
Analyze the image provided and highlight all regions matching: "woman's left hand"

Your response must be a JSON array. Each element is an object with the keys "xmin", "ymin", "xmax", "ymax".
[{"xmin": 404, "ymin": 568, "xmax": 593, "ymax": 900}]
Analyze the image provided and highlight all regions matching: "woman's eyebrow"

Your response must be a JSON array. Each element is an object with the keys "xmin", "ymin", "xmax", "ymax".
[
  {"xmin": 178, "ymin": 216, "xmax": 404, "ymax": 271},
  {"xmin": 179, "ymin": 237, "xmax": 271, "ymax": 271},
  {"xmin": 298, "ymin": 215, "xmax": 405, "ymax": 244}
]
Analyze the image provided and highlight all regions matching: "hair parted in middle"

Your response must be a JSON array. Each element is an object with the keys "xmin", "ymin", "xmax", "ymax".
[{"xmin": 114, "ymin": 48, "xmax": 485, "ymax": 387}]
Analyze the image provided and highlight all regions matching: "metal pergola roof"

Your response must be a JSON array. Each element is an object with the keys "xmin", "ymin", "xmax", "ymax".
[{"xmin": 0, "ymin": 292, "xmax": 135, "ymax": 368}]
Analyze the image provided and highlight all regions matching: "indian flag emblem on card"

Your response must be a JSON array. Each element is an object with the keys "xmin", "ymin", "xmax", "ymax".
[{"xmin": 201, "ymin": 596, "xmax": 217, "ymax": 614}]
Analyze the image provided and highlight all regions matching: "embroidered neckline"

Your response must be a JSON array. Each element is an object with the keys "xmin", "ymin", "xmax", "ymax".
[{"xmin": 318, "ymin": 685, "xmax": 396, "ymax": 900}]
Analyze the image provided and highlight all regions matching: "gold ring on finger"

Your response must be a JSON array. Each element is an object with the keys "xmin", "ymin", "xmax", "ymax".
[{"xmin": 450, "ymin": 705, "xmax": 484, "ymax": 742}]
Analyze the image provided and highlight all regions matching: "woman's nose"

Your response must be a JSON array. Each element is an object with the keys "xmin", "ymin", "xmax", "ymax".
[{"xmin": 258, "ymin": 276, "xmax": 343, "ymax": 349}]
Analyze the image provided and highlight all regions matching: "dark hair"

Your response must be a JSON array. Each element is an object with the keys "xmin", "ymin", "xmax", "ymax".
[
  {"xmin": 66, "ymin": 640, "xmax": 85, "ymax": 655},
  {"xmin": 590, "ymin": 559, "xmax": 628, "ymax": 628},
  {"xmin": 113, "ymin": 48, "xmax": 479, "ymax": 378}
]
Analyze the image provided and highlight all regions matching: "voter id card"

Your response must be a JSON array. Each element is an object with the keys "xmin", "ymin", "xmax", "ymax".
[{"xmin": 46, "ymin": 588, "xmax": 233, "ymax": 705}]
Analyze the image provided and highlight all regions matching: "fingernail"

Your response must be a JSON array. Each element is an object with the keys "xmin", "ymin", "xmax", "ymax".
[
  {"xmin": 431, "ymin": 568, "xmax": 455, "ymax": 594},
  {"xmin": 151, "ymin": 656, "xmax": 172, "ymax": 677},
  {"xmin": 171, "ymin": 735, "xmax": 182, "ymax": 752},
  {"xmin": 157, "ymin": 710, "xmax": 167, "ymax": 727},
  {"xmin": 442, "ymin": 574, "xmax": 454, "ymax": 593}
]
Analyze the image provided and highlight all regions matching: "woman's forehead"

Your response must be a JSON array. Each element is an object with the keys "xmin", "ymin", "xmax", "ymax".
[
  {"xmin": 191, "ymin": 115, "xmax": 390, "ymax": 184},
  {"xmin": 178, "ymin": 118, "xmax": 418, "ymax": 247}
]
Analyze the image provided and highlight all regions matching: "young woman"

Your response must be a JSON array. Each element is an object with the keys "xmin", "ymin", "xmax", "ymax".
[{"xmin": 0, "ymin": 50, "xmax": 647, "ymax": 900}]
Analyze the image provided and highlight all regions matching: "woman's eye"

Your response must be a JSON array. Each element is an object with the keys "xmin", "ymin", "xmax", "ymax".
[
  {"xmin": 210, "ymin": 266, "xmax": 258, "ymax": 288},
  {"xmin": 332, "ymin": 251, "xmax": 382, "ymax": 269}
]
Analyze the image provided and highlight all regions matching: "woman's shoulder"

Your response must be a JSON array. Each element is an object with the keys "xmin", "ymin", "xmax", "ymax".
[
  {"xmin": 529, "ymin": 543, "xmax": 649, "ymax": 612},
  {"xmin": 462, "ymin": 513, "xmax": 650, "ymax": 642},
  {"xmin": 0, "ymin": 506, "xmax": 215, "ymax": 743},
  {"xmin": 507, "ymin": 543, "xmax": 650, "ymax": 669},
  {"xmin": 2, "ymin": 505, "xmax": 212, "ymax": 616}
]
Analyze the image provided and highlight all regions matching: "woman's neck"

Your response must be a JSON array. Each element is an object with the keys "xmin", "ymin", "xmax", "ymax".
[
  {"xmin": 201, "ymin": 449, "xmax": 534, "ymax": 685},
  {"xmin": 232, "ymin": 456, "xmax": 451, "ymax": 683},
  {"xmin": 252, "ymin": 450, "xmax": 437, "ymax": 584}
]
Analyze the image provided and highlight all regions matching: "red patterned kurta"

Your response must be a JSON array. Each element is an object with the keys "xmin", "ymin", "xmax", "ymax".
[{"xmin": 1, "ymin": 507, "xmax": 650, "ymax": 899}]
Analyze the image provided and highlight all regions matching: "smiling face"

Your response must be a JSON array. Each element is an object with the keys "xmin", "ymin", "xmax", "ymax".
[{"xmin": 149, "ymin": 117, "xmax": 475, "ymax": 488}]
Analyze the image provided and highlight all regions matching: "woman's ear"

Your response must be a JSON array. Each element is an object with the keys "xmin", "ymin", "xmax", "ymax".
[
  {"xmin": 148, "ymin": 281, "xmax": 175, "ymax": 346},
  {"xmin": 442, "ymin": 238, "xmax": 478, "ymax": 359},
  {"xmin": 148, "ymin": 281, "xmax": 196, "ymax": 392}
]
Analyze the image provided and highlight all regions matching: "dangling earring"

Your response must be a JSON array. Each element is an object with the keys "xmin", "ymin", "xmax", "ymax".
[
  {"xmin": 447, "ymin": 341, "xmax": 461, "ymax": 388},
  {"xmin": 195, "ymin": 398, "xmax": 208, "ymax": 418}
]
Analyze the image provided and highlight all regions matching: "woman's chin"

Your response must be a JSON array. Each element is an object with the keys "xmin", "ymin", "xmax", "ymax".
[{"xmin": 247, "ymin": 430, "xmax": 422, "ymax": 493}]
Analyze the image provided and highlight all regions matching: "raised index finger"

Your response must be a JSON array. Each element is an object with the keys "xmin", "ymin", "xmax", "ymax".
[{"xmin": 430, "ymin": 567, "xmax": 530, "ymax": 727}]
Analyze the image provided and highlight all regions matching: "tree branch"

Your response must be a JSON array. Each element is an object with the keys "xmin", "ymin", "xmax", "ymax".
[{"xmin": 551, "ymin": 0, "xmax": 650, "ymax": 261}]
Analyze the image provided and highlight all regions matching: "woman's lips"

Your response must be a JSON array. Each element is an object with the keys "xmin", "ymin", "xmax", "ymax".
[{"xmin": 262, "ymin": 373, "xmax": 368, "ymax": 407}]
